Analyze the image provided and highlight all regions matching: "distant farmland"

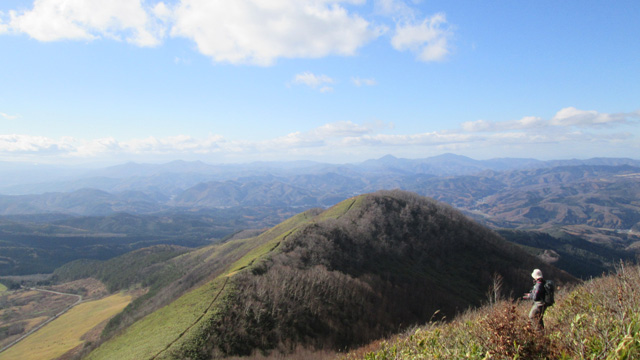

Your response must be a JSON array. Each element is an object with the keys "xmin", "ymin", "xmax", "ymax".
[{"xmin": 0, "ymin": 293, "xmax": 131, "ymax": 360}]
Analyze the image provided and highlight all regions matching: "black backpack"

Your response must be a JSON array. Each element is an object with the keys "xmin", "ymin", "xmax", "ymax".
[{"xmin": 543, "ymin": 280, "xmax": 555, "ymax": 306}]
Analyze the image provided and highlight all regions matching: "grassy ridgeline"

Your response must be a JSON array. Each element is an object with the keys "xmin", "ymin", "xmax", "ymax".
[
  {"xmin": 83, "ymin": 208, "xmax": 323, "ymax": 360},
  {"xmin": 343, "ymin": 264, "xmax": 640, "ymax": 360}
]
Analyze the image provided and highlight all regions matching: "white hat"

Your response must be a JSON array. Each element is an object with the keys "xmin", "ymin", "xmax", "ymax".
[{"xmin": 531, "ymin": 269, "xmax": 543, "ymax": 280}]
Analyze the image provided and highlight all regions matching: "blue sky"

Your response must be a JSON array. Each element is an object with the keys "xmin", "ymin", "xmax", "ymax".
[{"xmin": 1, "ymin": 0, "xmax": 639, "ymax": 165}]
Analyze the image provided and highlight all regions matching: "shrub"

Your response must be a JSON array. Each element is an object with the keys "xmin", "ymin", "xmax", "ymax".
[
  {"xmin": 343, "ymin": 264, "xmax": 640, "ymax": 360},
  {"xmin": 549, "ymin": 263, "xmax": 640, "ymax": 359},
  {"xmin": 478, "ymin": 302, "xmax": 551, "ymax": 359}
]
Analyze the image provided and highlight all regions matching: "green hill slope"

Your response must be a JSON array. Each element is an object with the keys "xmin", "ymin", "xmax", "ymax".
[
  {"xmin": 83, "ymin": 190, "xmax": 575, "ymax": 359},
  {"xmin": 83, "ymin": 208, "xmax": 324, "ymax": 360}
]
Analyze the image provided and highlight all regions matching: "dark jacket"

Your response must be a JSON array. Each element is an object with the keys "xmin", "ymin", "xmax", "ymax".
[{"xmin": 530, "ymin": 278, "xmax": 546, "ymax": 302}]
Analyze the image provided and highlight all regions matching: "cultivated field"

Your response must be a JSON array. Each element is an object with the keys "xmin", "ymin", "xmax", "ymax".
[
  {"xmin": 0, "ymin": 289, "xmax": 78, "ymax": 349},
  {"xmin": 0, "ymin": 292, "xmax": 131, "ymax": 360}
]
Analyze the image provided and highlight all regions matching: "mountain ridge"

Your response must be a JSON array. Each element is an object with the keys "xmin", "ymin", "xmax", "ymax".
[
  {"xmin": 75, "ymin": 190, "xmax": 575, "ymax": 359},
  {"xmin": 1, "ymin": 163, "xmax": 638, "ymax": 234},
  {"xmin": 2, "ymin": 154, "xmax": 639, "ymax": 196}
]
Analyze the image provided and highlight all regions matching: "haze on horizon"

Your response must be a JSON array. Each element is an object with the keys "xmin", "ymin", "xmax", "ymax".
[{"xmin": 1, "ymin": 0, "xmax": 638, "ymax": 165}]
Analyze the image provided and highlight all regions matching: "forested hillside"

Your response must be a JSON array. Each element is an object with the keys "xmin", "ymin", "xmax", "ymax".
[
  {"xmin": 197, "ymin": 191, "xmax": 574, "ymax": 357},
  {"xmin": 73, "ymin": 190, "xmax": 574, "ymax": 360}
]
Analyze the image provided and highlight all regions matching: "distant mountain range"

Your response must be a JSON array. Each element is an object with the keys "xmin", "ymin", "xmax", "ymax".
[
  {"xmin": 1, "ymin": 155, "xmax": 639, "ymax": 236},
  {"xmin": 2, "ymin": 154, "xmax": 639, "ymax": 196}
]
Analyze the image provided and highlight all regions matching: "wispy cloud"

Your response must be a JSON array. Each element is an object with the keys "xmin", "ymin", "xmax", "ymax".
[
  {"xmin": 0, "ymin": 11, "xmax": 8, "ymax": 34},
  {"xmin": 1, "ymin": 112, "xmax": 19, "ymax": 120},
  {"xmin": 375, "ymin": 1, "xmax": 454, "ymax": 62},
  {"xmin": 550, "ymin": 107, "xmax": 637, "ymax": 127},
  {"xmin": 461, "ymin": 116, "xmax": 546, "ymax": 132},
  {"xmin": 461, "ymin": 107, "xmax": 640, "ymax": 133},
  {"xmin": 173, "ymin": 56, "xmax": 191, "ymax": 65},
  {"xmin": 259, "ymin": 121, "xmax": 379, "ymax": 150},
  {"xmin": 2, "ymin": 108, "xmax": 635, "ymax": 162},
  {"xmin": 351, "ymin": 77, "xmax": 377, "ymax": 86},
  {"xmin": 0, "ymin": 121, "xmax": 379, "ymax": 159},
  {"xmin": 391, "ymin": 12, "xmax": 453, "ymax": 62},
  {"xmin": 374, "ymin": 0, "xmax": 417, "ymax": 19},
  {"xmin": 292, "ymin": 72, "xmax": 335, "ymax": 92},
  {"xmin": 0, "ymin": 134, "xmax": 74, "ymax": 155}
]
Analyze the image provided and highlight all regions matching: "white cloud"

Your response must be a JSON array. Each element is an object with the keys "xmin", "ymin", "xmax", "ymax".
[
  {"xmin": 261, "ymin": 120, "xmax": 376, "ymax": 149},
  {"xmin": 460, "ymin": 119, "xmax": 492, "ymax": 132},
  {"xmin": 261, "ymin": 132, "xmax": 325, "ymax": 150},
  {"xmin": 351, "ymin": 77, "xmax": 377, "ymax": 86},
  {"xmin": 0, "ymin": 134, "xmax": 229, "ymax": 159},
  {"xmin": 0, "ymin": 134, "xmax": 74, "ymax": 154},
  {"xmin": 118, "ymin": 134, "xmax": 225, "ymax": 154},
  {"xmin": 2, "ymin": 1, "xmax": 455, "ymax": 65},
  {"xmin": 461, "ymin": 116, "xmax": 546, "ymax": 132},
  {"xmin": 0, "ymin": 11, "xmax": 8, "ymax": 33},
  {"xmin": 7, "ymin": 0, "xmax": 164, "ymax": 46},
  {"xmin": 152, "ymin": 2, "xmax": 172, "ymax": 21},
  {"xmin": 173, "ymin": 56, "xmax": 191, "ymax": 65},
  {"xmin": 1, "ymin": 112, "xmax": 19, "ymax": 120},
  {"xmin": 0, "ymin": 121, "xmax": 381, "ymax": 160},
  {"xmin": 292, "ymin": 72, "xmax": 335, "ymax": 91},
  {"xmin": 391, "ymin": 13, "xmax": 452, "ymax": 62},
  {"xmin": 314, "ymin": 121, "xmax": 373, "ymax": 137},
  {"xmin": 374, "ymin": 0, "xmax": 416, "ymax": 18},
  {"xmin": 170, "ymin": 0, "xmax": 381, "ymax": 66},
  {"xmin": 551, "ymin": 107, "xmax": 636, "ymax": 127},
  {"xmin": 350, "ymin": 131, "xmax": 476, "ymax": 146},
  {"xmin": 2, "ymin": 108, "xmax": 636, "ymax": 162},
  {"xmin": 461, "ymin": 108, "xmax": 640, "ymax": 133},
  {"xmin": 75, "ymin": 137, "xmax": 121, "ymax": 156}
]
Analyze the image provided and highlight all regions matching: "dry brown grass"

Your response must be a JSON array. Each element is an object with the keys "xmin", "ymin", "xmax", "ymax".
[
  {"xmin": 46, "ymin": 278, "xmax": 108, "ymax": 300},
  {"xmin": 0, "ymin": 293, "xmax": 131, "ymax": 360},
  {"xmin": 0, "ymin": 289, "xmax": 78, "ymax": 349},
  {"xmin": 339, "ymin": 263, "xmax": 640, "ymax": 360},
  {"xmin": 225, "ymin": 345, "xmax": 338, "ymax": 360}
]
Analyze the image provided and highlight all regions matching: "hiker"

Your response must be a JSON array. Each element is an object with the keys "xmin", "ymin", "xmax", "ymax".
[{"xmin": 523, "ymin": 268, "xmax": 547, "ymax": 330}]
